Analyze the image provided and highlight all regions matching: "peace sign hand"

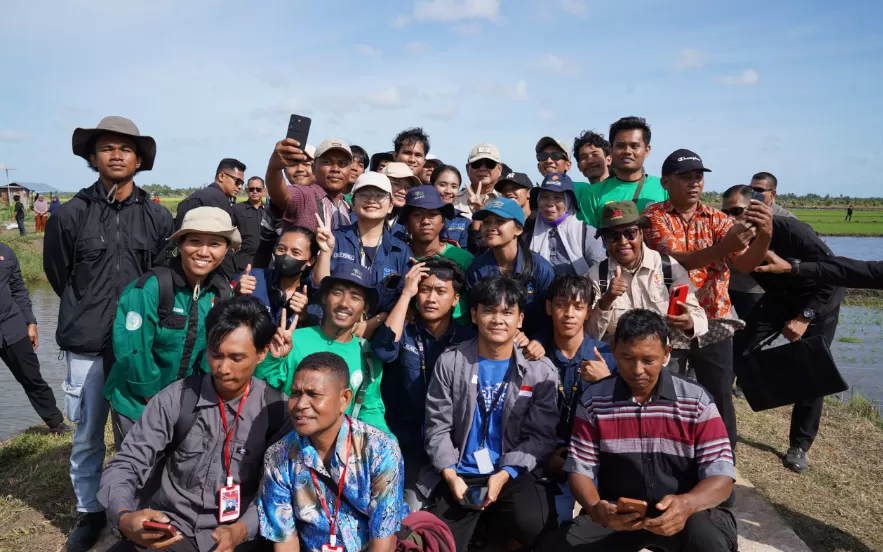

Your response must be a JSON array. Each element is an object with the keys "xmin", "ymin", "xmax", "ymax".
[
  {"xmin": 269, "ymin": 308, "xmax": 295, "ymax": 358},
  {"xmin": 466, "ymin": 183, "xmax": 484, "ymax": 214},
  {"xmin": 315, "ymin": 213, "xmax": 336, "ymax": 253}
]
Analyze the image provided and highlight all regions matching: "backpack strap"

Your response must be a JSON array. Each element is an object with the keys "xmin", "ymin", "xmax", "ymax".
[
  {"xmin": 134, "ymin": 267, "xmax": 176, "ymax": 325},
  {"xmin": 351, "ymin": 338, "xmax": 375, "ymax": 420},
  {"xmin": 598, "ymin": 259, "xmax": 609, "ymax": 294},
  {"xmin": 168, "ymin": 373, "xmax": 205, "ymax": 453},
  {"xmin": 660, "ymin": 253, "xmax": 674, "ymax": 291}
]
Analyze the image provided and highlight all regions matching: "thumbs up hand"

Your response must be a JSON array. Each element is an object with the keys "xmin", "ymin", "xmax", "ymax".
[
  {"xmin": 579, "ymin": 347, "xmax": 611, "ymax": 383},
  {"xmin": 236, "ymin": 264, "xmax": 257, "ymax": 296},
  {"xmin": 599, "ymin": 265, "xmax": 628, "ymax": 311},
  {"xmin": 287, "ymin": 285, "xmax": 310, "ymax": 316}
]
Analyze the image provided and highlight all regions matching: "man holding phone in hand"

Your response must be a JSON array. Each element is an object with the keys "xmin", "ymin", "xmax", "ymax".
[{"xmin": 542, "ymin": 310, "xmax": 737, "ymax": 552}]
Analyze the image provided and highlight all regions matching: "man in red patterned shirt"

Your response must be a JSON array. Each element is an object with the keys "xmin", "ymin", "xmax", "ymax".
[{"xmin": 643, "ymin": 149, "xmax": 772, "ymax": 455}]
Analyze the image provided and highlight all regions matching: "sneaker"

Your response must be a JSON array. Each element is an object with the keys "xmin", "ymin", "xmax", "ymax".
[
  {"xmin": 48, "ymin": 421, "xmax": 74, "ymax": 435},
  {"xmin": 783, "ymin": 446, "xmax": 808, "ymax": 473},
  {"xmin": 66, "ymin": 512, "xmax": 107, "ymax": 552}
]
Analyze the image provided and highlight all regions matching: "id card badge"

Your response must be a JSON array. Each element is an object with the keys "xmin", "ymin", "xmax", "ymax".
[
  {"xmin": 321, "ymin": 535, "xmax": 343, "ymax": 552},
  {"xmin": 218, "ymin": 483, "xmax": 241, "ymax": 523},
  {"xmin": 473, "ymin": 447, "xmax": 495, "ymax": 474}
]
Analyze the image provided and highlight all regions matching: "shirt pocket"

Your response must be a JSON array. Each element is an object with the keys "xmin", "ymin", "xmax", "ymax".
[
  {"xmin": 230, "ymin": 438, "xmax": 263, "ymax": 486},
  {"xmin": 170, "ymin": 427, "xmax": 208, "ymax": 489}
]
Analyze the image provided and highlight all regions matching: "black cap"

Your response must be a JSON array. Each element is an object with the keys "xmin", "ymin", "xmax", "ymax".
[
  {"xmin": 661, "ymin": 149, "xmax": 712, "ymax": 177},
  {"xmin": 494, "ymin": 171, "xmax": 533, "ymax": 192}
]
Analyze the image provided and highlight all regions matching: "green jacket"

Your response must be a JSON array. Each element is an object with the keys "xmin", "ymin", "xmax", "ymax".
[{"xmin": 103, "ymin": 263, "xmax": 231, "ymax": 421}]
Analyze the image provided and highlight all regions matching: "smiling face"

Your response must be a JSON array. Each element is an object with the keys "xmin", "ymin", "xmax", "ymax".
[
  {"xmin": 466, "ymin": 159, "xmax": 502, "ymax": 190},
  {"xmin": 315, "ymin": 152, "xmax": 352, "ymax": 195},
  {"xmin": 537, "ymin": 144, "xmax": 571, "ymax": 177},
  {"xmin": 417, "ymin": 274, "xmax": 459, "ymax": 323},
  {"xmin": 538, "ymin": 190, "xmax": 567, "ymax": 221},
  {"xmin": 90, "ymin": 134, "xmax": 142, "ymax": 182},
  {"xmin": 289, "ymin": 368, "xmax": 352, "ymax": 438},
  {"xmin": 285, "ymin": 159, "xmax": 314, "ymax": 186},
  {"xmin": 395, "ymin": 140, "xmax": 426, "ymax": 176},
  {"xmin": 662, "ymin": 170, "xmax": 705, "ymax": 210},
  {"xmin": 407, "ymin": 207, "xmax": 444, "ymax": 244},
  {"xmin": 472, "ymin": 301, "xmax": 523, "ymax": 345},
  {"xmin": 207, "ymin": 325, "xmax": 267, "ymax": 400},
  {"xmin": 577, "ymin": 144, "xmax": 611, "ymax": 181},
  {"xmin": 322, "ymin": 283, "xmax": 367, "ymax": 332},
  {"xmin": 603, "ymin": 225, "xmax": 643, "ymax": 267},
  {"xmin": 611, "ymin": 129, "xmax": 651, "ymax": 174},
  {"xmin": 352, "ymin": 186, "xmax": 393, "ymax": 221},
  {"xmin": 178, "ymin": 232, "xmax": 229, "ymax": 282},
  {"xmin": 480, "ymin": 213, "xmax": 522, "ymax": 248},
  {"xmin": 433, "ymin": 169, "xmax": 460, "ymax": 204},
  {"xmin": 496, "ymin": 181, "xmax": 530, "ymax": 207},
  {"xmin": 389, "ymin": 177, "xmax": 413, "ymax": 208},
  {"xmin": 547, "ymin": 295, "xmax": 590, "ymax": 340},
  {"xmin": 613, "ymin": 335, "xmax": 671, "ymax": 399}
]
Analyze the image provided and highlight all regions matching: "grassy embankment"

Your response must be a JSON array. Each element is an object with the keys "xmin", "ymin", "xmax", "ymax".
[{"xmin": 792, "ymin": 208, "xmax": 883, "ymax": 236}]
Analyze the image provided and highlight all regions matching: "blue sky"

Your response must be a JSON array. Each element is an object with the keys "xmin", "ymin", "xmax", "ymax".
[{"xmin": 1, "ymin": 0, "xmax": 882, "ymax": 196}]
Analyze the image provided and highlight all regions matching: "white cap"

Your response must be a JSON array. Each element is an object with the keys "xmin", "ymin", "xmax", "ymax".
[
  {"xmin": 351, "ymin": 172, "xmax": 393, "ymax": 195},
  {"xmin": 535, "ymin": 136, "xmax": 570, "ymax": 161},
  {"xmin": 314, "ymin": 138, "xmax": 352, "ymax": 160},
  {"xmin": 467, "ymin": 143, "xmax": 501, "ymax": 164},
  {"xmin": 383, "ymin": 162, "xmax": 423, "ymax": 187}
]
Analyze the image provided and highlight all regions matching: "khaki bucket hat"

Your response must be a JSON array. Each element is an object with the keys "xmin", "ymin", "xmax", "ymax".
[
  {"xmin": 168, "ymin": 207, "xmax": 242, "ymax": 250},
  {"xmin": 72, "ymin": 116, "xmax": 157, "ymax": 171}
]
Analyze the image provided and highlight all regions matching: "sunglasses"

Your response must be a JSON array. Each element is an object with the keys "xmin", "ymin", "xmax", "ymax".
[
  {"xmin": 427, "ymin": 268, "xmax": 455, "ymax": 280},
  {"xmin": 536, "ymin": 151, "xmax": 567, "ymax": 163},
  {"xmin": 603, "ymin": 227, "xmax": 640, "ymax": 243},
  {"xmin": 750, "ymin": 186, "xmax": 772, "ymax": 194},
  {"xmin": 470, "ymin": 159, "xmax": 498, "ymax": 170},
  {"xmin": 246, "ymin": 187, "xmax": 263, "ymax": 193},
  {"xmin": 221, "ymin": 173, "xmax": 244, "ymax": 187},
  {"xmin": 722, "ymin": 206, "xmax": 745, "ymax": 217}
]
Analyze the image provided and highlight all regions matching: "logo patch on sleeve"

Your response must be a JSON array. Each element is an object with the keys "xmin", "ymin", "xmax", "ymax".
[{"xmin": 125, "ymin": 312, "xmax": 143, "ymax": 331}]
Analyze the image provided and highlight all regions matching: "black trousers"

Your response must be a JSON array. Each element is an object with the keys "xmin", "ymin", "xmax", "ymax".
[
  {"xmin": 670, "ymin": 338, "xmax": 737, "ymax": 454},
  {"xmin": 733, "ymin": 301, "xmax": 840, "ymax": 451},
  {"xmin": 0, "ymin": 336, "xmax": 63, "ymax": 426},
  {"xmin": 427, "ymin": 471, "xmax": 557, "ymax": 552},
  {"xmin": 540, "ymin": 509, "xmax": 738, "ymax": 552}
]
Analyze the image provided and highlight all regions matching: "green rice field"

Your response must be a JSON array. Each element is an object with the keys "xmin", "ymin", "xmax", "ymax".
[{"xmin": 791, "ymin": 208, "xmax": 883, "ymax": 236}]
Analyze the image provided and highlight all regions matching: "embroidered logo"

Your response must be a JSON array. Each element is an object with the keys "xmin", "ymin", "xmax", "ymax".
[
  {"xmin": 125, "ymin": 312, "xmax": 142, "ymax": 331},
  {"xmin": 351, "ymin": 370, "xmax": 364, "ymax": 388}
]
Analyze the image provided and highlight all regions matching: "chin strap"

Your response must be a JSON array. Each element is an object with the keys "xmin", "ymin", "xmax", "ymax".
[{"xmin": 106, "ymin": 183, "xmax": 119, "ymax": 204}]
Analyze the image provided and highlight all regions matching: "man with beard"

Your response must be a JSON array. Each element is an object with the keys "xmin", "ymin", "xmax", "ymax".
[
  {"xmin": 393, "ymin": 127, "xmax": 430, "ymax": 177},
  {"xmin": 45, "ymin": 116, "xmax": 173, "ymax": 552}
]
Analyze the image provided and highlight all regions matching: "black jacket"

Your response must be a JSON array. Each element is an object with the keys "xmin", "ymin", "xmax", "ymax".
[
  {"xmin": 0, "ymin": 243, "xmax": 37, "ymax": 347},
  {"xmin": 798, "ymin": 257, "xmax": 883, "ymax": 290},
  {"xmin": 174, "ymin": 183, "xmax": 236, "ymax": 231},
  {"xmin": 44, "ymin": 182, "xmax": 173, "ymax": 354},
  {"xmin": 232, "ymin": 200, "xmax": 273, "ymax": 269}
]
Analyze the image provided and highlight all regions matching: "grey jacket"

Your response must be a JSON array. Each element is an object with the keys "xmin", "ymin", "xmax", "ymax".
[
  {"xmin": 418, "ymin": 338, "xmax": 559, "ymax": 496},
  {"xmin": 98, "ymin": 375, "xmax": 291, "ymax": 552}
]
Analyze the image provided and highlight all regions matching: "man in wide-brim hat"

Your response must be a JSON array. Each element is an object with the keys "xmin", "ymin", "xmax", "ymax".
[{"xmin": 46, "ymin": 116, "xmax": 173, "ymax": 552}]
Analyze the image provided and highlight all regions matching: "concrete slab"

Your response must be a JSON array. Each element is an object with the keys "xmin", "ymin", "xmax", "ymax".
[{"xmin": 731, "ymin": 474, "xmax": 811, "ymax": 552}]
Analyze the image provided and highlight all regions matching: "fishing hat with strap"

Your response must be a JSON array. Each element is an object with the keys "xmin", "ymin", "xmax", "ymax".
[{"xmin": 72, "ymin": 116, "xmax": 157, "ymax": 171}]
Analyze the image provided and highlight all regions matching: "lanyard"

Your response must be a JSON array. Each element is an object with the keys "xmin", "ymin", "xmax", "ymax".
[
  {"xmin": 476, "ymin": 359, "xmax": 515, "ymax": 447},
  {"xmin": 356, "ymin": 227, "xmax": 382, "ymax": 268},
  {"xmin": 218, "ymin": 382, "xmax": 251, "ymax": 486},
  {"xmin": 415, "ymin": 334, "xmax": 427, "ymax": 383},
  {"xmin": 310, "ymin": 420, "xmax": 353, "ymax": 548}
]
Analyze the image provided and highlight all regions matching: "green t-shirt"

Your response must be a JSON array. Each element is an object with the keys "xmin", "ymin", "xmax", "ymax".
[
  {"xmin": 254, "ymin": 326, "xmax": 389, "ymax": 433},
  {"xmin": 418, "ymin": 243, "xmax": 474, "ymax": 324},
  {"xmin": 578, "ymin": 175, "xmax": 668, "ymax": 227}
]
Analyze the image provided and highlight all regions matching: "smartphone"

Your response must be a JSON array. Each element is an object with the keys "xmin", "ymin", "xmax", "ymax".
[
  {"xmin": 459, "ymin": 486, "xmax": 488, "ymax": 510},
  {"xmin": 384, "ymin": 273, "xmax": 403, "ymax": 290},
  {"xmin": 751, "ymin": 191, "xmax": 766, "ymax": 203},
  {"xmin": 142, "ymin": 520, "xmax": 178, "ymax": 538},
  {"xmin": 667, "ymin": 284, "xmax": 689, "ymax": 316},
  {"xmin": 286, "ymin": 114, "xmax": 312, "ymax": 147},
  {"xmin": 617, "ymin": 497, "xmax": 648, "ymax": 517}
]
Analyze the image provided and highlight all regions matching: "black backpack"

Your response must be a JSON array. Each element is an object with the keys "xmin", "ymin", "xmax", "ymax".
[{"xmin": 597, "ymin": 253, "xmax": 674, "ymax": 294}]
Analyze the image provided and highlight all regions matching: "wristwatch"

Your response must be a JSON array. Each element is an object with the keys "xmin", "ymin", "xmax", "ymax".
[
  {"xmin": 788, "ymin": 258, "xmax": 801, "ymax": 275},
  {"xmin": 802, "ymin": 308, "xmax": 816, "ymax": 320}
]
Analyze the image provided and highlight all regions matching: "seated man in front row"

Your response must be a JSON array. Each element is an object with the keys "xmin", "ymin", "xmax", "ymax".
[
  {"xmin": 542, "ymin": 309, "xmax": 737, "ymax": 552},
  {"xmin": 258, "ymin": 351, "xmax": 407, "ymax": 551},
  {"xmin": 421, "ymin": 275, "xmax": 560, "ymax": 551},
  {"xmin": 98, "ymin": 296, "xmax": 292, "ymax": 552}
]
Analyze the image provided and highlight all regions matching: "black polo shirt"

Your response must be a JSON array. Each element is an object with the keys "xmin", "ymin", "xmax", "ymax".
[
  {"xmin": 0, "ymin": 244, "xmax": 37, "ymax": 347},
  {"xmin": 232, "ymin": 201, "xmax": 274, "ymax": 269}
]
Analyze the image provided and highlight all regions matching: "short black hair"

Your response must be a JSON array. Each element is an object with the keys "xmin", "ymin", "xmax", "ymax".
[
  {"xmin": 247, "ymin": 176, "xmax": 264, "ymax": 187},
  {"xmin": 751, "ymin": 171, "xmax": 778, "ymax": 189},
  {"xmin": 216, "ymin": 158, "xmax": 247, "ymax": 178},
  {"xmin": 573, "ymin": 130, "xmax": 610, "ymax": 159},
  {"xmin": 549, "ymin": 275, "xmax": 595, "ymax": 306},
  {"xmin": 421, "ymin": 256, "xmax": 466, "ymax": 293},
  {"xmin": 369, "ymin": 152, "xmax": 394, "ymax": 172},
  {"xmin": 393, "ymin": 127, "xmax": 430, "ymax": 155},
  {"xmin": 279, "ymin": 225, "xmax": 320, "ymax": 257},
  {"xmin": 609, "ymin": 116, "xmax": 651, "ymax": 146},
  {"xmin": 295, "ymin": 352, "xmax": 350, "ymax": 390},
  {"xmin": 471, "ymin": 275, "xmax": 526, "ymax": 313},
  {"xmin": 613, "ymin": 309, "xmax": 669, "ymax": 348},
  {"xmin": 205, "ymin": 296, "xmax": 277, "ymax": 354},
  {"xmin": 350, "ymin": 145, "xmax": 369, "ymax": 169},
  {"xmin": 722, "ymin": 184, "xmax": 752, "ymax": 201},
  {"xmin": 430, "ymin": 164, "xmax": 462, "ymax": 186},
  {"xmin": 12, "ymin": 195, "xmax": 20, "ymax": 202}
]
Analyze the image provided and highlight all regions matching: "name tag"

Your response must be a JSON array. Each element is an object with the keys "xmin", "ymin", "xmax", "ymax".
[{"xmin": 474, "ymin": 448, "xmax": 495, "ymax": 474}]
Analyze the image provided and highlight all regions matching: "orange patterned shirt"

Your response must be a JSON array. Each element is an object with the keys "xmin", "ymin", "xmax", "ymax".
[{"xmin": 642, "ymin": 201, "xmax": 739, "ymax": 320}]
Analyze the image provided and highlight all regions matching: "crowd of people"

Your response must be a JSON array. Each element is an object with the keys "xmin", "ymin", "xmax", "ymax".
[{"xmin": 0, "ymin": 113, "xmax": 878, "ymax": 552}]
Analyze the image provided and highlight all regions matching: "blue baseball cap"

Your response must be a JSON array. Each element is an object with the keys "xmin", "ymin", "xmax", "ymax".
[
  {"xmin": 401, "ymin": 185, "xmax": 456, "ymax": 220},
  {"xmin": 318, "ymin": 261, "xmax": 379, "ymax": 312},
  {"xmin": 530, "ymin": 172, "xmax": 577, "ymax": 205},
  {"xmin": 473, "ymin": 197, "xmax": 526, "ymax": 227}
]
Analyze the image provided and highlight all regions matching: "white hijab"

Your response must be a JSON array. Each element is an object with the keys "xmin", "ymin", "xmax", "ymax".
[{"xmin": 530, "ymin": 194, "xmax": 590, "ymax": 274}]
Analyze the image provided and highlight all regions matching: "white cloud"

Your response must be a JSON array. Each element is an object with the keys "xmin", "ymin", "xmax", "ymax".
[
  {"xmin": 425, "ymin": 101, "xmax": 459, "ymax": 119},
  {"xmin": 508, "ymin": 80, "xmax": 528, "ymax": 101},
  {"xmin": 355, "ymin": 44, "xmax": 382, "ymax": 58},
  {"xmin": 538, "ymin": 109, "xmax": 556, "ymax": 122},
  {"xmin": 406, "ymin": 41, "xmax": 432, "ymax": 53},
  {"xmin": 414, "ymin": 0, "xmax": 500, "ymax": 22},
  {"xmin": 453, "ymin": 22, "xmax": 482, "ymax": 35},
  {"xmin": 365, "ymin": 87, "xmax": 407, "ymax": 108},
  {"xmin": 530, "ymin": 54, "xmax": 580, "ymax": 77},
  {"xmin": 675, "ymin": 48, "xmax": 707, "ymax": 72},
  {"xmin": 560, "ymin": 0, "xmax": 588, "ymax": 17},
  {"xmin": 392, "ymin": 15, "xmax": 410, "ymax": 29},
  {"xmin": 717, "ymin": 69, "xmax": 760, "ymax": 86},
  {"xmin": 0, "ymin": 129, "xmax": 27, "ymax": 142}
]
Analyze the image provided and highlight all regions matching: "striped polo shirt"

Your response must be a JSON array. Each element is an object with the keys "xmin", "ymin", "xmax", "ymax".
[{"xmin": 564, "ymin": 367, "xmax": 735, "ymax": 517}]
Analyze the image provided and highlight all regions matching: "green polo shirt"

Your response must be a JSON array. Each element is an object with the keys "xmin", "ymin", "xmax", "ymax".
[{"xmin": 578, "ymin": 175, "xmax": 668, "ymax": 227}]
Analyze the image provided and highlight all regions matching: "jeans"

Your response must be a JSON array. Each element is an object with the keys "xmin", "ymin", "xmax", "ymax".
[
  {"xmin": 16, "ymin": 218, "xmax": 26, "ymax": 236},
  {"xmin": 64, "ymin": 352, "xmax": 110, "ymax": 513}
]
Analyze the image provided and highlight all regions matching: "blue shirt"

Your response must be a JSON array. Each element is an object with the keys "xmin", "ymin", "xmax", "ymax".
[
  {"xmin": 330, "ymin": 223, "xmax": 413, "ymax": 313},
  {"xmin": 258, "ymin": 417, "xmax": 408, "ymax": 551},
  {"xmin": 237, "ymin": 268, "xmax": 320, "ymax": 329},
  {"xmin": 466, "ymin": 248, "xmax": 555, "ymax": 339},
  {"xmin": 457, "ymin": 356, "xmax": 519, "ymax": 478},
  {"xmin": 373, "ymin": 321, "xmax": 477, "ymax": 448},
  {"xmin": 443, "ymin": 213, "xmax": 470, "ymax": 249}
]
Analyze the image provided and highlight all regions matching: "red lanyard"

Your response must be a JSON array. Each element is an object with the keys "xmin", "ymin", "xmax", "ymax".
[
  {"xmin": 218, "ymin": 383, "xmax": 251, "ymax": 486},
  {"xmin": 310, "ymin": 419, "xmax": 353, "ymax": 547}
]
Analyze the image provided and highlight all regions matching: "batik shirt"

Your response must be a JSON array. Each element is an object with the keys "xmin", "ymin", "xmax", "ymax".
[{"xmin": 258, "ymin": 416, "xmax": 407, "ymax": 551}]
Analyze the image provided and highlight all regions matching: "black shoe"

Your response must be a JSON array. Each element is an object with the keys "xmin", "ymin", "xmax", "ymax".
[
  {"xmin": 733, "ymin": 385, "xmax": 745, "ymax": 399},
  {"xmin": 784, "ymin": 446, "xmax": 808, "ymax": 473},
  {"xmin": 48, "ymin": 421, "xmax": 74, "ymax": 435},
  {"xmin": 66, "ymin": 512, "xmax": 107, "ymax": 552}
]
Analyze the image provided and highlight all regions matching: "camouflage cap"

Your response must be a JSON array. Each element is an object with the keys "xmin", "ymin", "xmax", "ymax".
[{"xmin": 596, "ymin": 200, "xmax": 650, "ymax": 238}]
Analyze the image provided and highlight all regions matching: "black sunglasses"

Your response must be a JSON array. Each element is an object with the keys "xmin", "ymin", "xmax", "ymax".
[
  {"xmin": 603, "ymin": 227, "xmax": 640, "ymax": 243},
  {"xmin": 536, "ymin": 151, "xmax": 567, "ymax": 163},
  {"xmin": 750, "ymin": 186, "xmax": 772, "ymax": 194},
  {"xmin": 221, "ymin": 173, "xmax": 244, "ymax": 187},
  {"xmin": 246, "ymin": 187, "xmax": 263, "ymax": 193},
  {"xmin": 722, "ymin": 206, "xmax": 745, "ymax": 217},
  {"xmin": 470, "ymin": 159, "xmax": 498, "ymax": 170}
]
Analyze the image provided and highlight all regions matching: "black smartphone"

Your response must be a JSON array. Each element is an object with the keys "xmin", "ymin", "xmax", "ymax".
[
  {"xmin": 460, "ymin": 486, "xmax": 488, "ymax": 509},
  {"xmin": 751, "ymin": 191, "xmax": 766, "ymax": 203},
  {"xmin": 384, "ymin": 274, "xmax": 403, "ymax": 290},
  {"xmin": 286, "ymin": 114, "xmax": 311, "ymax": 147}
]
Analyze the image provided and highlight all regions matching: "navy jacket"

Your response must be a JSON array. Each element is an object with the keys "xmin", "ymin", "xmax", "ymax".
[
  {"xmin": 0, "ymin": 244, "xmax": 37, "ymax": 347},
  {"xmin": 238, "ymin": 268, "xmax": 320, "ymax": 329},
  {"xmin": 443, "ymin": 213, "xmax": 470, "ymax": 249}
]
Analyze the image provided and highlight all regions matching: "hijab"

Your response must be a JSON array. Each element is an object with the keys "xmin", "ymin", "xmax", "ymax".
[{"xmin": 529, "ymin": 194, "xmax": 590, "ymax": 274}]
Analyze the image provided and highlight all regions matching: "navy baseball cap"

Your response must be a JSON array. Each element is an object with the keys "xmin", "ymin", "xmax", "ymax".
[
  {"xmin": 530, "ymin": 172, "xmax": 577, "ymax": 205},
  {"xmin": 473, "ymin": 197, "xmax": 526, "ymax": 227},
  {"xmin": 318, "ymin": 261, "xmax": 379, "ymax": 312},
  {"xmin": 661, "ymin": 149, "xmax": 712, "ymax": 177},
  {"xmin": 494, "ymin": 171, "xmax": 533, "ymax": 193},
  {"xmin": 400, "ymin": 185, "xmax": 456, "ymax": 220}
]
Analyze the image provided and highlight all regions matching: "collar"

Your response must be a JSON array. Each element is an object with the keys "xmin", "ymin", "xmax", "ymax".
[
  {"xmin": 170, "ymin": 257, "xmax": 230, "ymax": 294},
  {"xmin": 612, "ymin": 366, "xmax": 677, "ymax": 402},
  {"xmin": 244, "ymin": 201, "xmax": 265, "ymax": 210},
  {"xmin": 551, "ymin": 332, "xmax": 602, "ymax": 364},
  {"xmin": 342, "ymin": 222, "xmax": 401, "ymax": 254},
  {"xmin": 417, "ymin": 319, "xmax": 457, "ymax": 344},
  {"xmin": 87, "ymin": 180, "xmax": 148, "ymax": 206},
  {"xmin": 458, "ymin": 337, "xmax": 529, "ymax": 376},
  {"xmin": 661, "ymin": 200, "xmax": 713, "ymax": 217},
  {"xmin": 289, "ymin": 416, "xmax": 353, "ymax": 475},
  {"xmin": 195, "ymin": 374, "xmax": 255, "ymax": 408}
]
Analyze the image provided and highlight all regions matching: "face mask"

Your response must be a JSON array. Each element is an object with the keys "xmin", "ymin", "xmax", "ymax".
[{"xmin": 274, "ymin": 254, "xmax": 308, "ymax": 277}]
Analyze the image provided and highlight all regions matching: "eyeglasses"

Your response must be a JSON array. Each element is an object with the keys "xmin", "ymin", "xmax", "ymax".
[
  {"xmin": 750, "ymin": 186, "xmax": 772, "ymax": 194},
  {"xmin": 470, "ymin": 159, "xmax": 498, "ymax": 170},
  {"xmin": 353, "ymin": 190, "xmax": 391, "ymax": 202},
  {"xmin": 603, "ymin": 227, "xmax": 640, "ymax": 243},
  {"xmin": 722, "ymin": 207, "xmax": 745, "ymax": 217},
  {"xmin": 221, "ymin": 173, "xmax": 244, "ymax": 187},
  {"xmin": 536, "ymin": 151, "xmax": 567, "ymax": 163},
  {"xmin": 246, "ymin": 187, "xmax": 263, "ymax": 193}
]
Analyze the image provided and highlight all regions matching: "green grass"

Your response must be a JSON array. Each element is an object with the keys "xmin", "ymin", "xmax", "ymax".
[
  {"xmin": 837, "ymin": 336, "xmax": 865, "ymax": 344},
  {"xmin": 792, "ymin": 208, "xmax": 883, "ymax": 236},
  {"xmin": 0, "ymin": 225, "xmax": 45, "ymax": 283}
]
